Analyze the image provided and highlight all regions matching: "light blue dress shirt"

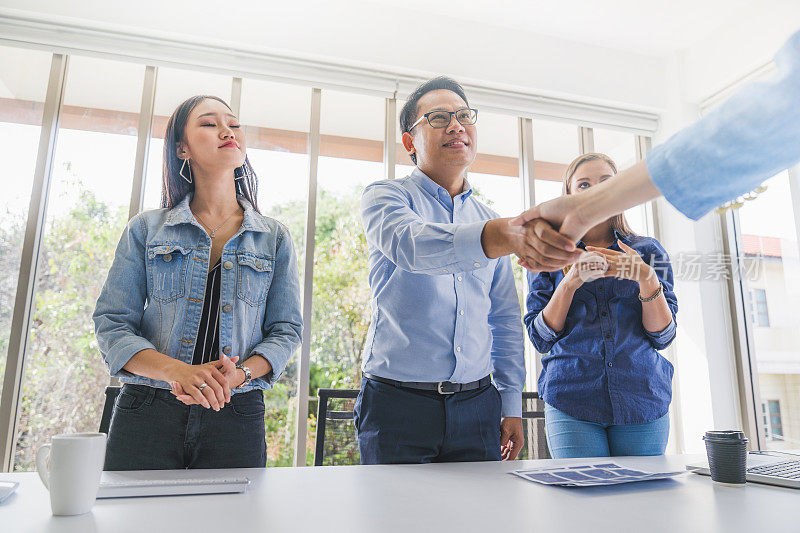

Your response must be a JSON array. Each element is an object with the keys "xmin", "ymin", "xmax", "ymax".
[
  {"xmin": 647, "ymin": 29, "xmax": 800, "ymax": 220},
  {"xmin": 360, "ymin": 168, "xmax": 526, "ymax": 417}
]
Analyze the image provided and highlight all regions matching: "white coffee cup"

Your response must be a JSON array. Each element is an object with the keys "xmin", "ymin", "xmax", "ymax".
[{"xmin": 35, "ymin": 432, "xmax": 107, "ymax": 516}]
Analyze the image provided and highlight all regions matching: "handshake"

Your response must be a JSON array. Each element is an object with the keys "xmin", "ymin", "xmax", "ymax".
[
  {"xmin": 481, "ymin": 159, "xmax": 658, "ymax": 273},
  {"xmin": 482, "ymin": 189, "xmax": 600, "ymax": 273}
]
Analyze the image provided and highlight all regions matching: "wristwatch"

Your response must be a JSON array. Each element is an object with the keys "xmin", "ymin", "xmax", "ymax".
[{"xmin": 234, "ymin": 363, "xmax": 252, "ymax": 389}]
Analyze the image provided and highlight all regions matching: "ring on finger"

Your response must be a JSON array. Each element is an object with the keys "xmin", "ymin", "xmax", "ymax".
[{"xmin": 198, "ymin": 383, "xmax": 208, "ymax": 390}]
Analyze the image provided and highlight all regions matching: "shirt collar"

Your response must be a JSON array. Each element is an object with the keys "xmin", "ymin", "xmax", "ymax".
[
  {"xmin": 164, "ymin": 193, "xmax": 270, "ymax": 233},
  {"xmin": 410, "ymin": 167, "xmax": 473, "ymax": 202}
]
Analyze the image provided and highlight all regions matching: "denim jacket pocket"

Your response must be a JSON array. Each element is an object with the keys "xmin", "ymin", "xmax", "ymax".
[
  {"xmin": 146, "ymin": 243, "xmax": 191, "ymax": 303},
  {"xmin": 236, "ymin": 252, "xmax": 274, "ymax": 306}
]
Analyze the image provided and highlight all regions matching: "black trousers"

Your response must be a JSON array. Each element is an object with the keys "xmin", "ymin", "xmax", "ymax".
[
  {"xmin": 354, "ymin": 377, "xmax": 502, "ymax": 464},
  {"xmin": 104, "ymin": 384, "xmax": 267, "ymax": 470}
]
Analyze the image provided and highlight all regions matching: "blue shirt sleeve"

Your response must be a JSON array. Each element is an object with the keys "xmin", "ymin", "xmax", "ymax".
[
  {"xmin": 647, "ymin": 30, "xmax": 800, "ymax": 220},
  {"xmin": 487, "ymin": 256, "xmax": 526, "ymax": 418},
  {"xmin": 523, "ymin": 270, "xmax": 564, "ymax": 353},
  {"xmin": 360, "ymin": 181, "xmax": 490, "ymax": 274},
  {"xmin": 642, "ymin": 239, "xmax": 678, "ymax": 350}
]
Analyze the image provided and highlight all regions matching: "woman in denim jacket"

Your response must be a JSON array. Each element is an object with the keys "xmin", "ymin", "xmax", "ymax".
[
  {"xmin": 93, "ymin": 95, "xmax": 302, "ymax": 470},
  {"xmin": 524, "ymin": 153, "xmax": 678, "ymax": 459}
]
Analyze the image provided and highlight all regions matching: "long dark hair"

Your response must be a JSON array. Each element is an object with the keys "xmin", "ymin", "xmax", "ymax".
[{"xmin": 161, "ymin": 95, "xmax": 260, "ymax": 212}]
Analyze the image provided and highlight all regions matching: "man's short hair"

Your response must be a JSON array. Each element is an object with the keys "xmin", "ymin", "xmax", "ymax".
[{"xmin": 399, "ymin": 77, "xmax": 469, "ymax": 165}]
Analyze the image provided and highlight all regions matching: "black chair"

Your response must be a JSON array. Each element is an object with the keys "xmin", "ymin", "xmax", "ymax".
[
  {"xmin": 99, "ymin": 386, "xmax": 121, "ymax": 434},
  {"xmin": 519, "ymin": 391, "xmax": 550, "ymax": 460},
  {"xmin": 313, "ymin": 388, "xmax": 360, "ymax": 466}
]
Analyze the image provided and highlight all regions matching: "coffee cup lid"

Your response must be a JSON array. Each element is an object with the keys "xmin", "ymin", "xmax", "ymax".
[{"xmin": 703, "ymin": 430, "xmax": 747, "ymax": 442}]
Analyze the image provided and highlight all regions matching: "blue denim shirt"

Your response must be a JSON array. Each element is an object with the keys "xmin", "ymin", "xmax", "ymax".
[
  {"xmin": 524, "ymin": 233, "xmax": 678, "ymax": 425},
  {"xmin": 360, "ymin": 168, "xmax": 526, "ymax": 417},
  {"xmin": 93, "ymin": 194, "xmax": 303, "ymax": 393},
  {"xmin": 648, "ymin": 29, "xmax": 800, "ymax": 220}
]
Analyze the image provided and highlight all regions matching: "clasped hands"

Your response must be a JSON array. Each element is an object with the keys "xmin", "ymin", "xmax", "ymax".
[{"xmin": 165, "ymin": 355, "xmax": 243, "ymax": 411}]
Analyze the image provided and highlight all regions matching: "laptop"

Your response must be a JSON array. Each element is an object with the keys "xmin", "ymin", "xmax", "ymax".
[
  {"xmin": 686, "ymin": 451, "xmax": 800, "ymax": 489},
  {"xmin": 97, "ymin": 470, "xmax": 250, "ymax": 498}
]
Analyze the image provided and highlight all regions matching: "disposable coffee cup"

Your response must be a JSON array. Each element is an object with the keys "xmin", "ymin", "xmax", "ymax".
[
  {"xmin": 703, "ymin": 430, "xmax": 748, "ymax": 485},
  {"xmin": 36, "ymin": 432, "xmax": 107, "ymax": 515}
]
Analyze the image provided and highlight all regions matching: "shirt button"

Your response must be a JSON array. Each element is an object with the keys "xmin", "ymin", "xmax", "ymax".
[
  {"xmin": 607, "ymin": 362, "xmax": 613, "ymax": 368},
  {"xmin": 457, "ymin": 276, "xmax": 463, "ymax": 282},
  {"xmin": 222, "ymin": 346, "xmax": 232, "ymax": 355},
  {"xmin": 456, "ymin": 346, "xmax": 462, "ymax": 352},
  {"xmin": 223, "ymin": 260, "xmax": 234, "ymax": 270},
  {"xmin": 473, "ymin": 262, "xmax": 481, "ymax": 267},
  {"xmin": 222, "ymin": 304, "xmax": 232, "ymax": 313},
  {"xmin": 163, "ymin": 254, "xmax": 172, "ymax": 262},
  {"xmin": 459, "ymin": 310, "xmax": 464, "ymax": 316},
  {"xmin": 605, "ymin": 334, "xmax": 612, "ymax": 339},
  {"xmin": 598, "ymin": 286, "xmax": 603, "ymax": 291},
  {"xmin": 601, "ymin": 311, "xmax": 608, "ymax": 317}
]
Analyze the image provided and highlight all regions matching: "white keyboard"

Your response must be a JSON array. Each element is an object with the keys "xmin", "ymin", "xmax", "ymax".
[{"xmin": 98, "ymin": 472, "xmax": 250, "ymax": 498}]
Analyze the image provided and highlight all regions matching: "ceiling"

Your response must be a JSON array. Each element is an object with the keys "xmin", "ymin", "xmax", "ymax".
[
  {"xmin": 361, "ymin": 0, "xmax": 757, "ymax": 55},
  {"xmin": 0, "ymin": 0, "xmax": 759, "ymax": 57}
]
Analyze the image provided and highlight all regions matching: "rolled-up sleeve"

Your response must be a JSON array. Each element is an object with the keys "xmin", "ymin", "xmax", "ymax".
[
  {"xmin": 647, "ymin": 30, "xmax": 800, "ymax": 220},
  {"xmin": 250, "ymin": 226, "xmax": 303, "ymax": 386},
  {"xmin": 524, "ymin": 270, "xmax": 563, "ymax": 353},
  {"xmin": 92, "ymin": 214, "xmax": 157, "ymax": 377},
  {"xmin": 487, "ymin": 256, "xmax": 525, "ymax": 418},
  {"xmin": 361, "ymin": 182, "xmax": 490, "ymax": 274},
  {"xmin": 643, "ymin": 241, "xmax": 678, "ymax": 350}
]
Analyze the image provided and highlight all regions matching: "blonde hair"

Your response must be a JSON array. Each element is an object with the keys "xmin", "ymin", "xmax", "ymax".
[{"xmin": 562, "ymin": 152, "xmax": 636, "ymax": 274}]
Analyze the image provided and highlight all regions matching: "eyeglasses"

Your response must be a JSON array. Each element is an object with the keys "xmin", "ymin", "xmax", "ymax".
[{"xmin": 408, "ymin": 108, "xmax": 478, "ymax": 130}]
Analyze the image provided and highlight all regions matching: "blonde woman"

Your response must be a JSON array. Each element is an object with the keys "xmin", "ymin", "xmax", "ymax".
[{"xmin": 524, "ymin": 153, "xmax": 678, "ymax": 458}]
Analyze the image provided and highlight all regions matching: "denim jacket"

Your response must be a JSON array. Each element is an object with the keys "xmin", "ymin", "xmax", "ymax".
[{"xmin": 93, "ymin": 194, "xmax": 303, "ymax": 393}]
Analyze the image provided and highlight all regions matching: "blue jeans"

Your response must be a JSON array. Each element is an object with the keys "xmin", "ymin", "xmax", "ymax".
[
  {"xmin": 354, "ymin": 377, "xmax": 502, "ymax": 464},
  {"xmin": 544, "ymin": 403, "xmax": 669, "ymax": 459}
]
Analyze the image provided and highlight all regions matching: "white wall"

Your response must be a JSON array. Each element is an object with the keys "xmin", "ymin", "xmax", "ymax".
[{"xmin": 679, "ymin": 0, "xmax": 800, "ymax": 104}]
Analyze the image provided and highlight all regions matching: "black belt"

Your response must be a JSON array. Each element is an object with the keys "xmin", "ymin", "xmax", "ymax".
[{"xmin": 363, "ymin": 372, "xmax": 492, "ymax": 395}]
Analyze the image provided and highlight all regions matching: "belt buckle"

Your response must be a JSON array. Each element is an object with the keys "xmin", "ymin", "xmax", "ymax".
[{"xmin": 437, "ymin": 382, "xmax": 456, "ymax": 395}]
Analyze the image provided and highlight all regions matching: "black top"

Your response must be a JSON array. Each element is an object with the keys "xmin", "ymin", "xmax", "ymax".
[{"xmin": 192, "ymin": 259, "xmax": 221, "ymax": 365}]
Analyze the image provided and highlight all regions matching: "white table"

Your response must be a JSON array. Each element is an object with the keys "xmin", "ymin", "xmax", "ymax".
[{"xmin": 2, "ymin": 455, "xmax": 798, "ymax": 533}]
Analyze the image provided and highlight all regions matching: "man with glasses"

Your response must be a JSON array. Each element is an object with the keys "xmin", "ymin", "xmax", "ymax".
[{"xmin": 356, "ymin": 77, "xmax": 579, "ymax": 464}]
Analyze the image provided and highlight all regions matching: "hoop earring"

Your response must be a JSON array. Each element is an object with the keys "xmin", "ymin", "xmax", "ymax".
[{"xmin": 180, "ymin": 158, "xmax": 193, "ymax": 184}]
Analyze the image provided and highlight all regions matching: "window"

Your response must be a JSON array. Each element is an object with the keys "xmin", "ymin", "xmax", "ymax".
[
  {"xmin": 768, "ymin": 400, "xmax": 784, "ymax": 440},
  {"xmin": 0, "ymin": 46, "xmax": 51, "ymax": 403},
  {"xmin": 749, "ymin": 288, "xmax": 770, "ymax": 327},
  {"xmin": 531, "ymin": 120, "xmax": 577, "ymax": 204},
  {"xmin": 14, "ymin": 56, "xmax": 144, "ymax": 470},
  {"xmin": 307, "ymin": 90, "xmax": 385, "ymax": 464},
  {"xmin": 735, "ymin": 170, "xmax": 800, "ymax": 451},
  {"xmin": 239, "ymin": 77, "xmax": 311, "ymax": 467}
]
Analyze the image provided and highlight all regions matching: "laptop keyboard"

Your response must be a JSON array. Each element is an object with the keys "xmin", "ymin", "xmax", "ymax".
[{"xmin": 748, "ymin": 460, "xmax": 800, "ymax": 479}]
